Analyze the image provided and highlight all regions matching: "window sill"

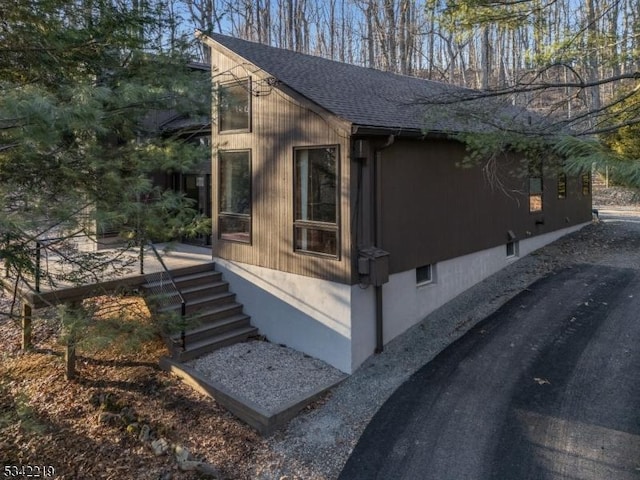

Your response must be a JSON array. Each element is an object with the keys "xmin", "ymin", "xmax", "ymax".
[{"xmin": 294, "ymin": 249, "xmax": 340, "ymax": 260}]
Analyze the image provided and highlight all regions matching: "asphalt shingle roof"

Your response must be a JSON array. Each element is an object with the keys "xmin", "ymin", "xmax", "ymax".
[{"xmin": 209, "ymin": 33, "xmax": 478, "ymax": 134}]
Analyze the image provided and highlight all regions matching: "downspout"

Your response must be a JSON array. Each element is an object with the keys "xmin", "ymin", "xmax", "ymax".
[{"xmin": 373, "ymin": 135, "xmax": 395, "ymax": 354}]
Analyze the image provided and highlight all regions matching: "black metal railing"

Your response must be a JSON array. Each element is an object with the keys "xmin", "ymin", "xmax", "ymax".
[
  {"xmin": 143, "ymin": 242, "xmax": 187, "ymax": 351},
  {"xmin": 22, "ymin": 235, "xmax": 137, "ymax": 293},
  {"xmin": 3, "ymin": 235, "xmax": 187, "ymax": 349}
]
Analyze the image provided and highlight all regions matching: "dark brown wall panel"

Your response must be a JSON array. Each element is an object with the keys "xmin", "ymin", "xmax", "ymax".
[{"xmin": 380, "ymin": 138, "xmax": 592, "ymax": 274}]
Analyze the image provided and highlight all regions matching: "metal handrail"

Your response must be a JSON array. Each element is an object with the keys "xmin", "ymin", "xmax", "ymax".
[
  {"xmin": 145, "ymin": 242, "xmax": 187, "ymax": 351},
  {"xmin": 9, "ymin": 235, "xmax": 188, "ymax": 350}
]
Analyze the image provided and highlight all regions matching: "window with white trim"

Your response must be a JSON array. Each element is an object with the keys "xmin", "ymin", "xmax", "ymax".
[{"xmin": 416, "ymin": 264, "xmax": 436, "ymax": 285}]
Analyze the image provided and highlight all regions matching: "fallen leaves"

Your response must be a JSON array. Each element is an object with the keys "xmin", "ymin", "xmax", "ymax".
[{"xmin": 0, "ymin": 309, "xmax": 261, "ymax": 480}]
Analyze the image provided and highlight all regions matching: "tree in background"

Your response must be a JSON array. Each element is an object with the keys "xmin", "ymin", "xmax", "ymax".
[
  {"xmin": 0, "ymin": 0, "xmax": 211, "ymax": 374},
  {"xmin": 176, "ymin": 0, "xmax": 639, "ymax": 177}
]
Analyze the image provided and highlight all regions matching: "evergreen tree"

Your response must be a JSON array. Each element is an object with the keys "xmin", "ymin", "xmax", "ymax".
[
  {"xmin": 0, "ymin": 0, "xmax": 211, "ymax": 291},
  {"xmin": 0, "ymin": 0, "xmax": 211, "ymax": 374}
]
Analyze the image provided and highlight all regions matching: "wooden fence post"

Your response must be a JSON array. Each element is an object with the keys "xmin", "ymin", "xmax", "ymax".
[
  {"xmin": 22, "ymin": 303, "xmax": 32, "ymax": 350},
  {"xmin": 64, "ymin": 301, "xmax": 79, "ymax": 381}
]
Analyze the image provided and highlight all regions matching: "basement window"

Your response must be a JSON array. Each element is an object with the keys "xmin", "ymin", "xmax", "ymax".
[
  {"xmin": 416, "ymin": 264, "xmax": 435, "ymax": 286},
  {"xmin": 506, "ymin": 241, "xmax": 519, "ymax": 258}
]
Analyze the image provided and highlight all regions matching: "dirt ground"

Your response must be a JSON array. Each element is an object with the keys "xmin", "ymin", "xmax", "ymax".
[
  {"xmin": 0, "ymin": 300, "xmax": 260, "ymax": 480},
  {"xmin": 0, "ymin": 179, "xmax": 636, "ymax": 480}
]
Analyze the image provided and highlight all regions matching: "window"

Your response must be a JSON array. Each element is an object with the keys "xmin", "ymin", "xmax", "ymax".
[
  {"xmin": 294, "ymin": 146, "xmax": 339, "ymax": 256},
  {"xmin": 582, "ymin": 172, "xmax": 591, "ymax": 196},
  {"xmin": 218, "ymin": 78, "xmax": 251, "ymax": 132},
  {"xmin": 218, "ymin": 150, "xmax": 251, "ymax": 242},
  {"xmin": 416, "ymin": 264, "xmax": 435, "ymax": 285},
  {"xmin": 529, "ymin": 158, "xmax": 543, "ymax": 213},
  {"xmin": 557, "ymin": 173, "xmax": 567, "ymax": 199},
  {"xmin": 506, "ymin": 241, "xmax": 519, "ymax": 258}
]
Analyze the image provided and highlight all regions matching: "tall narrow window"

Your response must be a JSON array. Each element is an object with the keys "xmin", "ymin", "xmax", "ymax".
[
  {"xmin": 294, "ymin": 146, "xmax": 339, "ymax": 257},
  {"xmin": 529, "ymin": 158, "xmax": 543, "ymax": 212},
  {"xmin": 218, "ymin": 150, "xmax": 251, "ymax": 242},
  {"xmin": 582, "ymin": 172, "xmax": 591, "ymax": 196},
  {"xmin": 218, "ymin": 78, "xmax": 251, "ymax": 133},
  {"xmin": 557, "ymin": 173, "xmax": 567, "ymax": 199}
]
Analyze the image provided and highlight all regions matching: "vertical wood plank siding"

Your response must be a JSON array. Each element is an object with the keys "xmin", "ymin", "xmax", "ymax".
[
  {"xmin": 210, "ymin": 49, "xmax": 353, "ymax": 284},
  {"xmin": 379, "ymin": 138, "xmax": 593, "ymax": 275}
]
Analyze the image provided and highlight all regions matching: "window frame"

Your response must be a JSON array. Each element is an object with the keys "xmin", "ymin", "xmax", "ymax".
[
  {"xmin": 217, "ymin": 77, "xmax": 252, "ymax": 134},
  {"xmin": 557, "ymin": 172, "xmax": 567, "ymax": 199},
  {"xmin": 292, "ymin": 145, "xmax": 340, "ymax": 259},
  {"xmin": 582, "ymin": 171, "xmax": 591, "ymax": 196},
  {"xmin": 528, "ymin": 158, "xmax": 543, "ymax": 213},
  {"xmin": 217, "ymin": 149, "xmax": 252, "ymax": 244},
  {"xmin": 416, "ymin": 264, "xmax": 436, "ymax": 286}
]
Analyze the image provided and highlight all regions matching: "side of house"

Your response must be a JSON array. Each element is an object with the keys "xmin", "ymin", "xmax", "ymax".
[
  {"xmin": 201, "ymin": 33, "xmax": 592, "ymax": 374},
  {"xmin": 206, "ymin": 40, "xmax": 359, "ymax": 372},
  {"xmin": 361, "ymin": 136, "xmax": 591, "ymax": 344}
]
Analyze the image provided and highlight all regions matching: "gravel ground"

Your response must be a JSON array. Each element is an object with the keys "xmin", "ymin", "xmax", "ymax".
[
  {"xmin": 239, "ymin": 200, "xmax": 640, "ymax": 479},
  {"xmin": 186, "ymin": 341, "xmax": 346, "ymax": 413}
]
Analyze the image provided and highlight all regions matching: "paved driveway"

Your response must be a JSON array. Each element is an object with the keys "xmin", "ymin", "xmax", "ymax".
[{"xmin": 339, "ymin": 263, "xmax": 640, "ymax": 480}]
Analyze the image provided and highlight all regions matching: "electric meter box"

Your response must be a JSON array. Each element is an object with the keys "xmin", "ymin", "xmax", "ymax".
[{"xmin": 358, "ymin": 247, "xmax": 390, "ymax": 286}]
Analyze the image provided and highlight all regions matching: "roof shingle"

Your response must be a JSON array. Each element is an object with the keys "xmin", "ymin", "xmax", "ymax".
[{"xmin": 208, "ymin": 33, "xmax": 472, "ymax": 133}]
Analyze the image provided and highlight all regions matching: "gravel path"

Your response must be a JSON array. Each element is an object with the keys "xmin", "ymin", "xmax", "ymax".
[{"xmin": 244, "ymin": 204, "xmax": 640, "ymax": 480}]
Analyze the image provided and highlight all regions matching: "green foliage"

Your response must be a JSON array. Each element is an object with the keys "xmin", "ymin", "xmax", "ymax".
[
  {"xmin": 601, "ymin": 88, "xmax": 640, "ymax": 159},
  {"xmin": 554, "ymin": 134, "xmax": 640, "ymax": 189},
  {"xmin": 0, "ymin": 384, "xmax": 47, "ymax": 435},
  {"xmin": 0, "ymin": 0, "xmax": 211, "ymax": 289},
  {"xmin": 455, "ymin": 130, "xmax": 552, "ymax": 167}
]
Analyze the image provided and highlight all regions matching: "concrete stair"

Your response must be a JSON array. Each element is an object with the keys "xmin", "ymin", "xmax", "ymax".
[{"xmin": 142, "ymin": 263, "xmax": 258, "ymax": 362}]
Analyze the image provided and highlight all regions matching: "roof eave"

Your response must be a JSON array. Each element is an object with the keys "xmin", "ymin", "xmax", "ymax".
[{"xmin": 351, "ymin": 124, "xmax": 455, "ymax": 140}]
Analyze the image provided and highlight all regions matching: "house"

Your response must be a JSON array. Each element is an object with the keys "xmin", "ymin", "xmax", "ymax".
[
  {"xmin": 91, "ymin": 62, "xmax": 213, "ymax": 249},
  {"xmin": 196, "ymin": 32, "xmax": 592, "ymax": 374}
]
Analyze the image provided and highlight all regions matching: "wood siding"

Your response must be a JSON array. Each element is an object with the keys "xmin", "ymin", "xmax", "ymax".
[
  {"xmin": 210, "ymin": 46, "xmax": 353, "ymax": 284},
  {"xmin": 379, "ymin": 138, "xmax": 592, "ymax": 275}
]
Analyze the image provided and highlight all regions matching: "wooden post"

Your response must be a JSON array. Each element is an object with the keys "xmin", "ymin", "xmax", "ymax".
[
  {"xmin": 64, "ymin": 301, "xmax": 78, "ymax": 381},
  {"xmin": 65, "ymin": 341, "xmax": 76, "ymax": 381},
  {"xmin": 22, "ymin": 303, "xmax": 32, "ymax": 351}
]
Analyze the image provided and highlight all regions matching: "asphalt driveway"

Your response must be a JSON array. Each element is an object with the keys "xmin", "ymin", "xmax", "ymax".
[{"xmin": 339, "ymin": 263, "xmax": 640, "ymax": 480}]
